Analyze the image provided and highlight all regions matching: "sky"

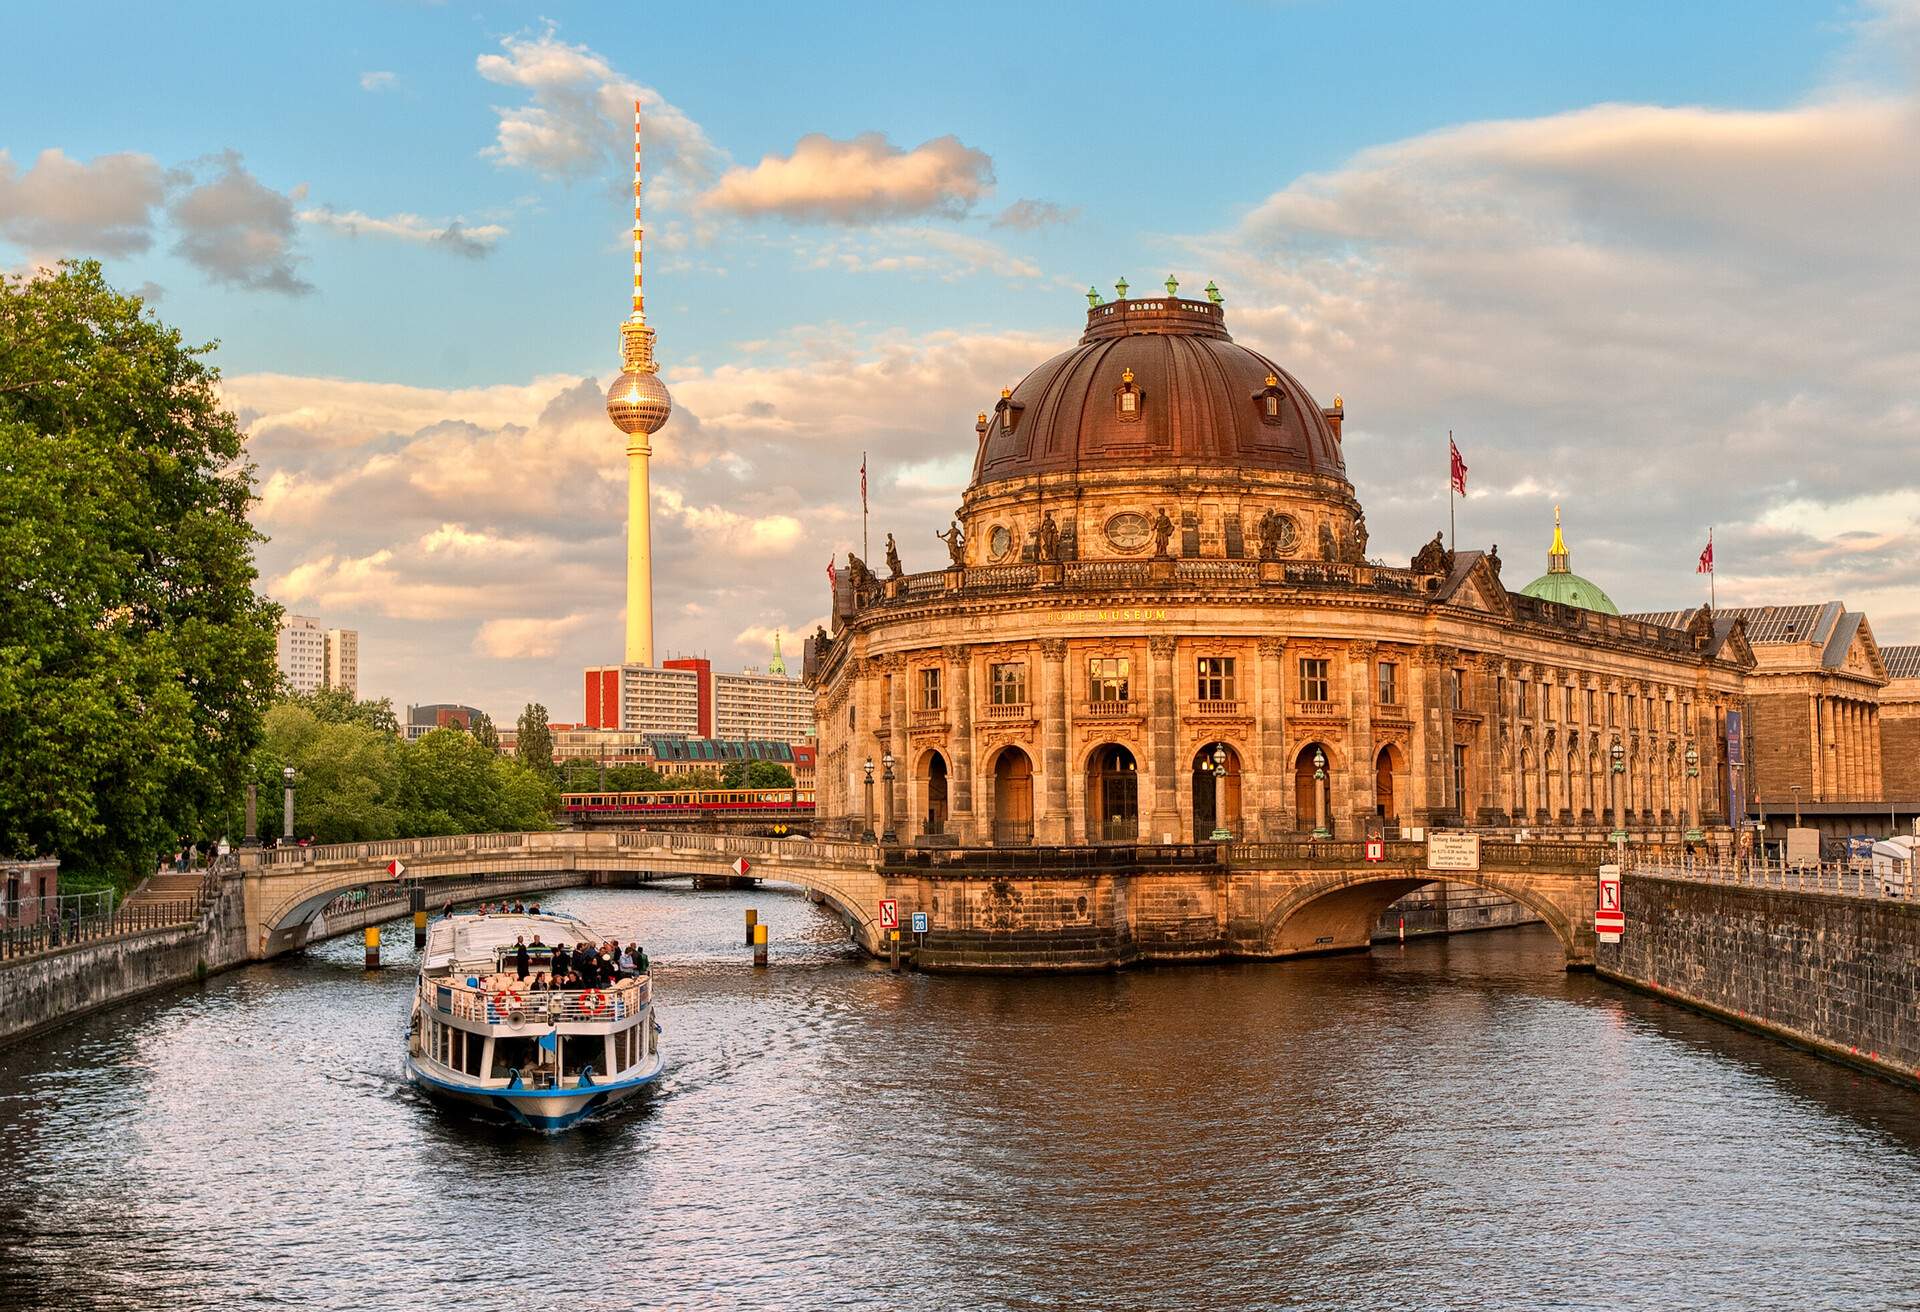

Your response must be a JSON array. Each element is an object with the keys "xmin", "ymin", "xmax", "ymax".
[{"xmin": 5, "ymin": 0, "xmax": 1919, "ymax": 722}]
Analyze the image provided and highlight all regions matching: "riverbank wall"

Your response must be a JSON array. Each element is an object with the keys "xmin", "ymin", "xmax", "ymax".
[
  {"xmin": 1597, "ymin": 872, "xmax": 1920, "ymax": 1088},
  {"xmin": 0, "ymin": 871, "xmax": 607, "ymax": 1049}
]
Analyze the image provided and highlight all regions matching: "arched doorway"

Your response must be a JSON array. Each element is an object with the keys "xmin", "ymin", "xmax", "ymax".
[
  {"xmin": 1087, "ymin": 744, "xmax": 1139, "ymax": 842},
  {"xmin": 1374, "ymin": 744, "xmax": 1405, "ymax": 826},
  {"xmin": 991, "ymin": 747, "xmax": 1033, "ymax": 846},
  {"xmin": 921, "ymin": 751, "xmax": 949, "ymax": 839},
  {"xmin": 1191, "ymin": 743, "xmax": 1243, "ymax": 841},
  {"xmin": 1294, "ymin": 743, "xmax": 1331, "ymax": 834}
]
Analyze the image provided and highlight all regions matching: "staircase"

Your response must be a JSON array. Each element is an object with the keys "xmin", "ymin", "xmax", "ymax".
[{"xmin": 122, "ymin": 872, "xmax": 208, "ymax": 911}]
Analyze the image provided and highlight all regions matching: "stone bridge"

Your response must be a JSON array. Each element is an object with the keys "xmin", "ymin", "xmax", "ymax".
[{"xmin": 236, "ymin": 831, "xmax": 1610, "ymax": 970}]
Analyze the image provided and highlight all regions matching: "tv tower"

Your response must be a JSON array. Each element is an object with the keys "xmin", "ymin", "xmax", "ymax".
[{"xmin": 604, "ymin": 98, "xmax": 673, "ymax": 667}]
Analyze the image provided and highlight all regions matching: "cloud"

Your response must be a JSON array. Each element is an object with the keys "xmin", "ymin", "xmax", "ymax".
[
  {"xmin": 1178, "ymin": 85, "xmax": 1920, "ymax": 639},
  {"xmin": 475, "ymin": 25, "xmax": 723, "ymax": 195},
  {"xmin": 794, "ymin": 226, "xmax": 1041, "ymax": 281},
  {"xmin": 168, "ymin": 150, "xmax": 311, "ymax": 294},
  {"xmin": 992, "ymin": 198, "xmax": 1078, "ymax": 230},
  {"xmin": 360, "ymin": 70, "xmax": 397, "ymax": 92},
  {"xmin": 702, "ymin": 132, "xmax": 993, "ymax": 223},
  {"xmin": 298, "ymin": 205, "xmax": 507, "ymax": 256},
  {"xmin": 475, "ymin": 613, "xmax": 594, "ymax": 660},
  {"xmin": 0, "ymin": 147, "xmax": 173, "ymax": 260}
]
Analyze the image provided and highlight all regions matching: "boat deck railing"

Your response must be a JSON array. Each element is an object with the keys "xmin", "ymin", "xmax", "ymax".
[{"xmin": 424, "ymin": 973, "xmax": 652, "ymax": 1025}]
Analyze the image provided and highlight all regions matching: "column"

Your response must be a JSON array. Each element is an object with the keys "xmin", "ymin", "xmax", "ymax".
[
  {"xmin": 1869, "ymin": 705, "xmax": 1883, "ymax": 800},
  {"xmin": 1841, "ymin": 700, "xmax": 1856, "ymax": 801},
  {"xmin": 1810, "ymin": 695, "xmax": 1827, "ymax": 800},
  {"xmin": 1147, "ymin": 634, "xmax": 1180, "ymax": 843},
  {"xmin": 946, "ymin": 644, "xmax": 974, "ymax": 841},
  {"xmin": 1257, "ymin": 637, "xmax": 1287, "ymax": 837},
  {"xmin": 1818, "ymin": 695, "xmax": 1837, "ymax": 802},
  {"xmin": 1347, "ymin": 642, "xmax": 1376, "ymax": 831},
  {"xmin": 887, "ymin": 655, "xmax": 908, "ymax": 831},
  {"xmin": 1040, "ymin": 639, "xmax": 1069, "ymax": 844}
]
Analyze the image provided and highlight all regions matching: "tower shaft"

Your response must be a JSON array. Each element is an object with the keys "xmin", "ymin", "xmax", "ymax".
[{"xmin": 626, "ymin": 439, "xmax": 653, "ymax": 667}]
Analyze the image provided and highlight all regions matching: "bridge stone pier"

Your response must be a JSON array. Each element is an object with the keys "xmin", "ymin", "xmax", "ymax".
[{"xmin": 238, "ymin": 831, "xmax": 1606, "ymax": 972}]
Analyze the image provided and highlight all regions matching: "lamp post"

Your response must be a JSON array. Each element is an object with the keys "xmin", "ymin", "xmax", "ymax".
[
  {"xmin": 1209, "ymin": 744, "xmax": 1233, "ymax": 842},
  {"xmin": 1312, "ymin": 748, "xmax": 1331, "ymax": 839},
  {"xmin": 1609, "ymin": 739, "xmax": 1626, "ymax": 860},
  {"xmin": 881, "ymin": 751, "xmax": 898, "ymax": 845},
  {"xmin": 861, "ymin": 757, "xmax": 876, "ymax": 845},
  {"xmin": 1789, "ymin": 783, "xmax": 1803, "ymax": 828},
  {"xmin": 281, "ymin": 766, "xmax": 296, "ymax": 843},
  {"xmin": 1684, "ymin": 744, "xmax": 1703, "ymax": 846},
  {"xmin": 243, "ymin": 782, "xmax": 259, "ymax": 847}
]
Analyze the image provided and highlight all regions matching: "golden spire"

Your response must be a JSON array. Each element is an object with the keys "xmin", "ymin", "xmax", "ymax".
[{"xmin": 1548, "ymin": 504, "xmax": 1571, "ymax": 574}]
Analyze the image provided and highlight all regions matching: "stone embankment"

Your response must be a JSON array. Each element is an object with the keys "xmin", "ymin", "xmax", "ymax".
[{"xmin": 1599, "ymin": 866, "xmax": 1920, "ymax": 1088}]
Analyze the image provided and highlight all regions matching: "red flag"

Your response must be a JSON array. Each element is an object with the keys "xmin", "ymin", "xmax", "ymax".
[
  {"xmin": 860, "ymin": 454, "xmax": 868, "ymax": 512},
  {"xmin": 1448, "ymin": 435, "xmax": 1468, "ymax": 497},
  {"xmin": 826, "ymin": 556, "xmax": 837, "ymax": 590},
  {"xmin": 1697, "ymin": 531, "xmax": 1714, "ymax": 574}
]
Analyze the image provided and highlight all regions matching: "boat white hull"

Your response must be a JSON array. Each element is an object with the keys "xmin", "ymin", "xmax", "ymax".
[{"xmin": 405, "ymin": 1055, "xmax": 664, "ymax": 1133}]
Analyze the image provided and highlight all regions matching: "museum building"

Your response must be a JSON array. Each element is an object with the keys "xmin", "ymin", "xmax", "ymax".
[{"xmin": 805, "ymin": 287, "xmax": 1757, "ymax": 847}]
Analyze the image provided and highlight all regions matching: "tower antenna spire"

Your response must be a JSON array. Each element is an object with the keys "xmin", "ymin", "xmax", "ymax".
[{"xmin": 605, "ymin": 97, "xmax": 673, "ymax": 667}]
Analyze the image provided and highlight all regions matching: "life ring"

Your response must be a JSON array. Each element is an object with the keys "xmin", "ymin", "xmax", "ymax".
[
  {"xmin": 491, "ymin": 989, "xmax": 519, "ymax": 1016},
  {"xmin": 578, "ymin": 988, "xmax": 608, "ymax": 1016}
]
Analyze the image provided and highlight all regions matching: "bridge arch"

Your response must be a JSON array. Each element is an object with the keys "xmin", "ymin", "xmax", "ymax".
[{"xmin": 1254, "ymin": 866, "xmax": 1590, "ymax": 966}]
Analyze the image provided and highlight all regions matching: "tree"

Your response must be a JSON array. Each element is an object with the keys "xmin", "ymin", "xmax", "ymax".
[
  {"xmin": 515, "ymin": 702, "xmax": 553, "ymax": 774},
  {"xmin": 288, "ymin": 685, "xmax": 399, "ymax": 735},
  {"xmin": 720, "ymin": 758, "xmax": 796, "ymax": 789},
  {"xmin": 471, "ymin": 710, "xmax": 500, "ymax": 752},
  {"xmin": 0, "ymin": 261, "xmax": 280, "ymax": 875}
]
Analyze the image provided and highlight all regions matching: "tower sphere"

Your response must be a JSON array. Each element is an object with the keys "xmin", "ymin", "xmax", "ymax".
[{"xmin": 606, "ymin": 367, "xmax": 672, "ymax": 436}]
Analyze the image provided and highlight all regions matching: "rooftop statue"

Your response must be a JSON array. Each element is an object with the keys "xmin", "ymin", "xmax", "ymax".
[
  {"xmin": 1034, "ymin": 511, "xmax": 1061, "ymax": 563},
  {"xmin": 936, "ymin": 520, "xmax": 966, "ymax": 567},
  {"xmin": 1152, "ymin": 508, "xmax": 1175, "ymax": 559},
  {"xmin": 1412, "ymin": 531, "xmax": 1453, "ymax": 577},
  {"xmin": 885, "ymin": 533, "xmax": 904, "ymax": 579}
]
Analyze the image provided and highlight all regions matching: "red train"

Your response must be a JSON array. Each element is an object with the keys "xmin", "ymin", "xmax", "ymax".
[{"xmin": 560, "ymin": 788, "xmax": 816, "ymax": 816}]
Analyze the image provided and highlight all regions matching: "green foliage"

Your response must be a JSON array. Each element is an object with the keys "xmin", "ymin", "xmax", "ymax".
[
  {"xmin": 721, "ymin": 759, "xmax": 797, "ymax": 789},
  {"xmin": 286, "ymin": 685, "xmax": 399, "ymax": 735},
  {"xmin": 236, "ymin": 705, "xmax": 556, "ymax": 843},
  {"xmin": 0, "ymin": 261, "xmax": 279, "ymax": 875},
  {"xmin": 515, "ymin": 702, "xmax": 553, "ymax": 774},
  {"xmin": 471, "ymin": 710, "xmax": 500, "ymax": 752}
]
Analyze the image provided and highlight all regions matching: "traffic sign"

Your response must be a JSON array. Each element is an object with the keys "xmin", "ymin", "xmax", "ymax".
[
  {"xmin": 732, "ymin": 857, "xmax": 752, "ymax": 877},
  {"xmin": 911, "ymin": 911, "xmax": 928, "ymax": 934},
  {"xmin": 878, "ymin": 899, "xmax": 899, "ymax": 930},
  {"xmin": 387, "ymin": 859, "xmax": 406, "ymax": 877},
  {"xmin": 1595, "ymin": 864, "xmax": 1624, "ymax": 942},
  {"xmin": 1364, "ymin": 839, "xmax": 1384, "ymax": 863}
]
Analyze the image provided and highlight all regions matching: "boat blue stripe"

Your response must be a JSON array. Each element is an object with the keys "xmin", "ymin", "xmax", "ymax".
[{"xmin": 405, "ymin": 1059, "xmax": 662, "ymax": 1100}]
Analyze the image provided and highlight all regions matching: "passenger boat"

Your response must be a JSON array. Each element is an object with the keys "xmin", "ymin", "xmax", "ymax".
[{"xmin": 404, "ymin": 910, "xmax": 662, "ymax": 1132}]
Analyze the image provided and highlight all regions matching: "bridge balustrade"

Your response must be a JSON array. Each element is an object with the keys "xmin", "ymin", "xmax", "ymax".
[{"xmin": 1628, "ymin": 853, "xmax": 1911, "ymax": 901}]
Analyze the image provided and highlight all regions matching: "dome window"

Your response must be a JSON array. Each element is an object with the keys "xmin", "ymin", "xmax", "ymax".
[
  {"xmin": 1256, "ymin": 374, "xmax": 1285, "ymax": 424},
  {"xmin": 1114, "ymin": 367, "xmax": 1144, "ymax": 422},
  {"xmin": 994, "ymin": 386, "xmax": 1023, "ymax": 434}
]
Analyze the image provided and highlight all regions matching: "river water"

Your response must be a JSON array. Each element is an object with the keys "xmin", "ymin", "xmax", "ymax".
[{"xmin": 2, "ymin": 884, "xmax": 1918, "ymax": 1311}]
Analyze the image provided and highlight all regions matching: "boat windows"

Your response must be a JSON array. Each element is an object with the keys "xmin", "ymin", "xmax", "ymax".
[
  {"xmin": 491, "ymin": 1036, "xmax": 539, "ymax": 1081},
  {"xmin": 560, "ymin": 1036, "xmax": 599, "ymax": 1081}
]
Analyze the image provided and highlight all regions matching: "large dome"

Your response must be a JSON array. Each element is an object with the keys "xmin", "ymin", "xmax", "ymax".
[{"xmin": 969, "ymin": 293, "xmax": 1347, "ymax": 490}]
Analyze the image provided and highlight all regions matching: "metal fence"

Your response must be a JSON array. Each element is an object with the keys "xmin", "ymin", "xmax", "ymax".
[
  {"xmin": 1629, "ymin": 853, "xmax": 1913, "ymax": 901},
  {"xmin": 0, "ymin": 893, "xmax": 203, "ymax": 960}
]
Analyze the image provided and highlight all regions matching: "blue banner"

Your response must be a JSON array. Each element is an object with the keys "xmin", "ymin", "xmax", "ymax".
[{"xmin": 1725, "ymin": 708, "xmax": 1745, "ymax": 824}]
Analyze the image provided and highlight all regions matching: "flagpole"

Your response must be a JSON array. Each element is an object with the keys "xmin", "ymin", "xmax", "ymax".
[
  {"xmin": 862, "ymin": 449, "xmax": 869, "ymax": 564},
  {"xmin": 1448, "ymin": 430, "xmax": 1456, "ymax": 556},
  {"xmin": 1709, "ymin": 527, "xmax": 1716, "ymax": 612}
]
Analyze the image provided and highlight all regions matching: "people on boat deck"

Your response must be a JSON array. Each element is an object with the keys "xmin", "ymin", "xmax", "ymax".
[
  {"xmin": 512, "ymin": 936, "xmax": 530, "ymax": 980},
  {"xmin": 551, "ymin": 943, "xmax": 572, "ymax": 979}
]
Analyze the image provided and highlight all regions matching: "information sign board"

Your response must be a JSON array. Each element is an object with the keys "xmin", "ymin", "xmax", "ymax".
[
  {"xmin": 911, "ymin": 911, "xmax": 928, "ymax": 934},
  {"xmin": 732, "ymin": 857, "xmax": 752, "ymax": 877},
  {"xmin": 1595, "ymin": 863, "xmax": 1624, "ymax": 943},
  {"xmin": 1425, "ymin": 831, "xmax": 1481, "ymax": 872}
]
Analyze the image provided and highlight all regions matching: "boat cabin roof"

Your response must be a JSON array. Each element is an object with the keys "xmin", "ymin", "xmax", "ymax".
[{"xmin": 422, "ymin": 912, "xmax": 600, "ymax": 973}]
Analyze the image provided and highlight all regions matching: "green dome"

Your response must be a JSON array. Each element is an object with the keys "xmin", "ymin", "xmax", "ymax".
[
  {"xmin": 1517, "ymin": 508, "xmax": 1620, "ymax": 614},
  {"xmin": 1519, "ymin": 569, "xmax": 1619, "ymax": 614}
]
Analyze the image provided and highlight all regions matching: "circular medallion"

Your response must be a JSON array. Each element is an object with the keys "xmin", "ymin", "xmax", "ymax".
[
  {"xmin": 989, "ymin": 525, "xmax": 1013, "ymax": 560},
  {"xmin": 1104, "ymin": 512, "xmax": 1152, "ymax": 553},
  {"xmin": 1272, "ymin": 514, "xmax": 1300, "ymax": 556}
]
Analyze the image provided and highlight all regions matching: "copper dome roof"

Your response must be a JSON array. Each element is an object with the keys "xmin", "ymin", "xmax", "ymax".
[{"xmin": 969, "ymin": 296, "xmax": 1346, "ymax": 489}]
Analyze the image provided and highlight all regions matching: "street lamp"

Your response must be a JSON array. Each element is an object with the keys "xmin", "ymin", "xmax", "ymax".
[
  {"xmin": 881, "ymin": 751, "xmax": 898, "ymax": 845},
  {"xmin": 861, "ymin": 757, "xmax": 876, "ymax": 845},
  {"xmin": 1609, "ymin": 738, "xmax": 1626, "ymax": 849},
  {"xmin": 1789, "ymin": 783, "xmax": 1803, "ymax": 828},
  {"xmin": 1312, "ymin": 748, "xmax": 1331, "ymax": 839},
  {"xmin": 1209, "ymin": 744, "xmax": 1233, "ymax": 842},
  {"xmin": 1684, "ymin": 744, "xmax": 1703, "ymax": 845},
  {"xmin": 281, "ymin": 766, "xmax": 296, "ymax": 843}
]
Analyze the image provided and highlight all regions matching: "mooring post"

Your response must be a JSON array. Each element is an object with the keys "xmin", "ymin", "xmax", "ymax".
[
  {"xmin": 364, "ymin": 925, "xmax": 381, "ymax": 970},
  {"xmin": 411, "ymin": 884, "xmax": 427, "ymax": 949},
  {"xmin": 752, "ymin": 921, "xmax": 768, "ymax": 968},
  {"xmin": 889, "ymin": 929, "xmax": 901, "ymax": 973},
  {"xmin": 745, "ymin": 907, "xmax": 758, "ymax": 946}
]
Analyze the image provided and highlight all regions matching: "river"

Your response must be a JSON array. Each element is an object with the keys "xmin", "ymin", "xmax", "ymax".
[{"xmin": 1, "ymin": 883, "xmax": 1917, "ymax": 1311}]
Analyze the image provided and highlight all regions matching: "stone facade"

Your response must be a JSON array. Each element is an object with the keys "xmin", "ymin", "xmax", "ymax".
[
  {"xmin": 1882, "ymin": 647, "xmax": 1920, "ymax": 802},
  {"xmin": 1598, "ymin": 872, "xmax": 1920, "ymax": 1087}
]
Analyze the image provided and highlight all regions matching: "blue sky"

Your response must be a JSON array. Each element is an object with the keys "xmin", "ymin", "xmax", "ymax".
[{"xmin": 4, "ymin": 1, "xmax": 1917, "ymax": 718}]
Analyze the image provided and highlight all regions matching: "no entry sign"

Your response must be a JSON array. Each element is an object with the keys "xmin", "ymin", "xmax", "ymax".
[{"xmin": 878, "ymin": 898, "xmax": 899, "ymax": 930}]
